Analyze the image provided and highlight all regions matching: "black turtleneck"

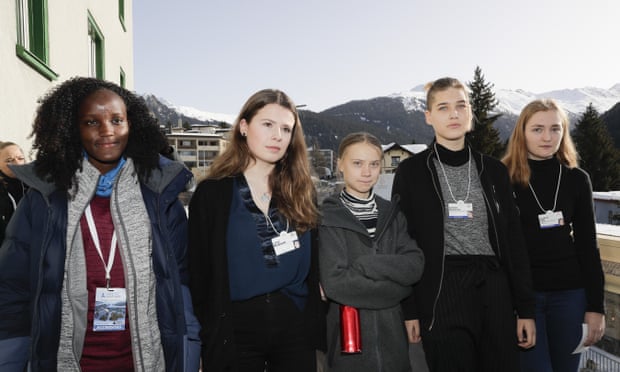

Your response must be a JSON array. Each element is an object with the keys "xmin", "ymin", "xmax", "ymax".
[
  {"xmin": 433, "ymin": 142, "xmax": 469, "ymax": 167},
  {"xmin": 512, "ymin": 157, "xmax": 605, "ymax": 313}
]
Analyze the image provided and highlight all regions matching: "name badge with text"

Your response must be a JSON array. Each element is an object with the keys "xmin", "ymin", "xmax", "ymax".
[
  {"xmin": 272, "ymin": 231, "xmax": 300, "ymax": 256},
  {"xmin": 93, "ymin": 287, "xmax": 127, "ymax": 331},
  {"xmin": 448, "ymin": 201, "xmax": 473, "ymax": 219},
  {"xmin": 538, "ymin": 210, "xmax": 564, "ymax": 229}
]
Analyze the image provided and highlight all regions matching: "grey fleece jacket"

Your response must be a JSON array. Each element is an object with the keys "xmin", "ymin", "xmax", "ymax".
[{"xmin": 319, "ymin": 193, "xmax": 424, "ymax": 372}]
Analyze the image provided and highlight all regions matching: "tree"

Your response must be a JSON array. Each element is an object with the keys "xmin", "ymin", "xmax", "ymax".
[
  {"xmin": 572, "ymin": 103, "xmax": 620, "ymax": 191},
  {"xmin": 467, "ymin": 66, "xmax": 504, "ymax": 158}
]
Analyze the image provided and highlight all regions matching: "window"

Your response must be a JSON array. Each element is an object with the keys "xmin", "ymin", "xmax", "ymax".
[
  {"xmin": 87, "ymin": 12, "xmax": 105, "ymax": 79},
  {"xmin": 118, "ymin": 0, "xmax": 126, "ymax": 32},
  {"xmin": 178, "ymin": 151, "xmax": 196, "ymax": 158},
  {"xmin": 179, "ymin": 140, "xmax": 195, "ymax": 148},
  {"xmin": 391, "ymin": 156, "xmax": 401, "ymax": 167},
  {"xmin": 15, "ymin": 0, "xmax": 58, "ymax": 80}
]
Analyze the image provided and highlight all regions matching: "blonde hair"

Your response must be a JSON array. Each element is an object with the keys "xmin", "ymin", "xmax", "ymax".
[
  {"xmin": 207, "ymin": 89, "xmax": 318, "ymax": 231},
  {"xmin": 502, "ymin": 99, "xmax": 578, "ymax": 187}
]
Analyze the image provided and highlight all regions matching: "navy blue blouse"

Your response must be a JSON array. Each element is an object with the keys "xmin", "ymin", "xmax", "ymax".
[{"xmin": 226, "ymin": 175, "xmax": 311, "ymax": 310}]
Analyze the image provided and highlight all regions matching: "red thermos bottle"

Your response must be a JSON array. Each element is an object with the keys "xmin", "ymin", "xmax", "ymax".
[{"xmin": 340, "ymin": 304, "xmax": 362, "ymax": 353}]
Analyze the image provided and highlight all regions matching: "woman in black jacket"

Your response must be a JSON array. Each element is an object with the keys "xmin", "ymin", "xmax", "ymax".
[
  {"xmin": 188, "ymin": 89, "xmax": 325, "ymax": 372},
  {"xmin": 392, "ymin": 77, "xmax": 536, "ymax": 372}
]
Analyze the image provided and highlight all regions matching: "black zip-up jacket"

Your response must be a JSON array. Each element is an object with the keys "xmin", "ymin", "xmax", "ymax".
[{"xmin": 392, "ymin": 143, "xmax": 535, "ymax": 328}]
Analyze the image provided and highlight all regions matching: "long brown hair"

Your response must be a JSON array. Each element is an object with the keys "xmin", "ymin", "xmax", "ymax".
[
  {"xmin": 502, "ymin": 98, "xmax": 578, "ymax": 187},
  {"xmin": 207, "ymin": 89, "xmax": 318, "ymax": 231}
]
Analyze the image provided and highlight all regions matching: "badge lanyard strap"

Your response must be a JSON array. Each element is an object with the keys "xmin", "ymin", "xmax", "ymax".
[
  {"xmin": 265, "ymin": 212, "xmax": 289, "ymax": 235},
  {"xmin": 85, "ymin": 204, "xmax": 117, "ymax": 288},
  {"xmin": 434, "ymin": 143, "xmax": 472, "ymax": 203},
  {"xmin": 253, "ymin": 188, "xmax": 290, "ymax": 235},
  {"xmin": 528, "ymin": 163, "xmax": 562, "ymax": 214}
]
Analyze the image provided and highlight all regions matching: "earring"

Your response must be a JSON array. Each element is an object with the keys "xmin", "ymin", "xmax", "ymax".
[{"xmin": 241, "ymin": 132, "xmax": 247, "ymax": 137}]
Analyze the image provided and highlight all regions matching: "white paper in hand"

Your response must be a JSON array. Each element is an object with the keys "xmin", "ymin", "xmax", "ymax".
[{"xmin": 572, "ymin": 323, "xmax": 589, "ymax": 354}]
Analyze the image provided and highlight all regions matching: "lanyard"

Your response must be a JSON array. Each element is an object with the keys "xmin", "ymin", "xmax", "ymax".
[
  {"xmin": 528, "ymin": 164, "xmax": 562, "ymax": 213},
  {"xmin": 434, "ymin": 143, "xmax": 472, "ymax": 203},
  {"xmin": 84, "ymin": 204, "xmax": 117, "ymax": 288}
]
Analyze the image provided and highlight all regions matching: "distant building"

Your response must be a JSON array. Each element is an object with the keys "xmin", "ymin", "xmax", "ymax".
[
  {"xmin": 0, "ymin": 0, "xmax": 133, "ymax": 155},
  {"xmin": 166, "ymin": 126, "xmax": 230, "ymax": 181},
  {"xmin": 381, "ymin": 143, "xmax": 428, "ymax": 174},
  {"xmin": 307, "ymin": 147, "xmax": 335, "ymax": 179},
  {"xmin": 594, "ymin": 191, "xmax": 620, "ymax": 225}
]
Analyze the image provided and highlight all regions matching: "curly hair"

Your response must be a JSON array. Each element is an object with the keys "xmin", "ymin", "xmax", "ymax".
[
  {"xmin": 30, "ymin": 77, "xmax": 167, "ymax": 192},
  {"xmin": 207, "ymin": 89, "xmax": 318, "ymax": 232}
]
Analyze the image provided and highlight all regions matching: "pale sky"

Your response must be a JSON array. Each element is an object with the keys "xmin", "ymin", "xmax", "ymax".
[{"xmin": 133, "ymin": 0, "xmax": 620, "ymax": 116}]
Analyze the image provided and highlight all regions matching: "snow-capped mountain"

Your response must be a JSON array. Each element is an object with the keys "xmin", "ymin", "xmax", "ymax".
[
  {"xmin": 142, "ymin": 84, "xmax": 620, "ymax": 151},
  {"xmin": 391, "ymin": 84, "xmax": 620, "ymax": 117},
  {"xmin": 174, "ymin": 103, "xmax": 236, "ymax": 124},
  {"xmin": 142, "ymin": 94, "xmax": 236, "ymax": 126}
]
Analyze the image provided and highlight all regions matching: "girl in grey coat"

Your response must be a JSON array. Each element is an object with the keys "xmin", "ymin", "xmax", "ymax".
[{"xmin": 319, "ymin": 132, "xmax": 424, "ymax": 372}]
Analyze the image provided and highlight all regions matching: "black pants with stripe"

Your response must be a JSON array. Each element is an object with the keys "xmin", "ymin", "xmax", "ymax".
[{"xmin": 421, "ymin": 255, "xmax": 520, "ymax": 372}]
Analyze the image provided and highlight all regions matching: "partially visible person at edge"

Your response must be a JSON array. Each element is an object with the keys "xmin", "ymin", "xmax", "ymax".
[
  {"xmin": 0, "ymin": 141, "xmax": 28, "ymax": 243},
  {"xmin": 0, "ymin": 77, "xmax": 201, "ymax": 371},
  {"xmin": 188, "ymin": 89, "xmax": 326, "ymax": 372},
  {"xmin": 502, "ymin": 99, "xmax": 605, "ymax": 372},
  {"xmin": 319, "ymin": 132, "xmax": 424, "ymax": 371},
  {"xmin": 391, "ymin": 77, "xmax": 536, "ymax": 372}
]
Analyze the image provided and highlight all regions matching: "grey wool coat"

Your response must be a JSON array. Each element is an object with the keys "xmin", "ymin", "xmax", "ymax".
[{"xmin": 319, "ymin": 193, "xmax": 424, "ymax": 372}]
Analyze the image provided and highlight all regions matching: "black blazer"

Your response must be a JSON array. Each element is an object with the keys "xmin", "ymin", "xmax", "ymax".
[
  {"xmin": 392, "ymin": 144, "xmax": 536, "ymax": 327},
  {"xmin": 188, "ymin": 176, "xmax": 326, "ymax": 371}
]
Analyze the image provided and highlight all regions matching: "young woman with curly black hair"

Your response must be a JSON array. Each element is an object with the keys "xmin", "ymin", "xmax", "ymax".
[{"xmin": 0, "ymin": 77, "xmax": 201, "ymax": 371}]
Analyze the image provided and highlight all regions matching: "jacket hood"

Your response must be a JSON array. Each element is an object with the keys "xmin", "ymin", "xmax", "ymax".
[
  {"xmin": 143, "ymin": 156, "xmax": 193, "ymax": 195},
  {"xmin": 320, "ymin": 193, "xmax": 397, "ymax": 237},
  {"xmin": 10, "ymin": 156, "xmax": 193, "ymax": 198}
]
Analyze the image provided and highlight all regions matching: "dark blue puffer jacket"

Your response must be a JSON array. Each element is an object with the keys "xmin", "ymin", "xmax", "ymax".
[{"xmin": 0, "ymin": 157, "xmax": 200, "ymax": 371}]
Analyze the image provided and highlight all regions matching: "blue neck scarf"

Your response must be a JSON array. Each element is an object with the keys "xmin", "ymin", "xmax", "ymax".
[{"xmin": 83, "ymin": 152, "xmax": 127, "ymax": 197}]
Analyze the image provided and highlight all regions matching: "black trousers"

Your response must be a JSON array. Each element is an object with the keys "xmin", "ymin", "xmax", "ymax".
[
  {"xmin": 421, "ymin": 255, "xmax": 520, "ymax": 372},
  {"xmin": 231, "ymin": 291, "xmax": 316, "ymax": 372}
]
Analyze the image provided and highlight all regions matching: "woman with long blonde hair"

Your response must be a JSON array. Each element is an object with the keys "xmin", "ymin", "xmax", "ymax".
[
  {"xmin": 503, "ymin": 99, "xmax": 605, "ymax": 372},
  {"xmin": 188, "ymin": 89, "xmax": 324, "ymax": 372}
]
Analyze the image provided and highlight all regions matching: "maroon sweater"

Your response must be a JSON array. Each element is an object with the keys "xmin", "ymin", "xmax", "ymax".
[{"xmin": 79, "ymin": 196, "xmax": 133, "ymax": 371}]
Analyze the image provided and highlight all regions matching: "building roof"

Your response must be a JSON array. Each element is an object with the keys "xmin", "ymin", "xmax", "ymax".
[
  {"xmin": 381, "ymin": 143, "xmax": 428, "ymax": 154},
  {"xmin": 166, "ymin": 132, "xmax": 223, "ymax": 138}
]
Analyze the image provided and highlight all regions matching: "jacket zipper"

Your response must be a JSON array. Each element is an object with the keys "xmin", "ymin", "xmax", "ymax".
[
  {"xmin": 111, "ymin": 168, "xmax": 146, "ymax": 370},
  {"xmin": 373, "ymin": 201, "xmax": 399, "ymax": 244},
  {"xmin": 426, "ymin": 152, "xmax": 446, "ymax": 331},
  {"xmin": 477, "ymin": 154, "xmax": 501, "ymax": 260},
  {"xmin": 31, "ymin": 205, "xmax": 53, "ymax": 367}
]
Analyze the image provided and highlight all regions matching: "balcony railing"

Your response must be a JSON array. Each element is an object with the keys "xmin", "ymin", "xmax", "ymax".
[{"xmin": 580, "ymin": 346, "xmax": 620, "ymax": 372}]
